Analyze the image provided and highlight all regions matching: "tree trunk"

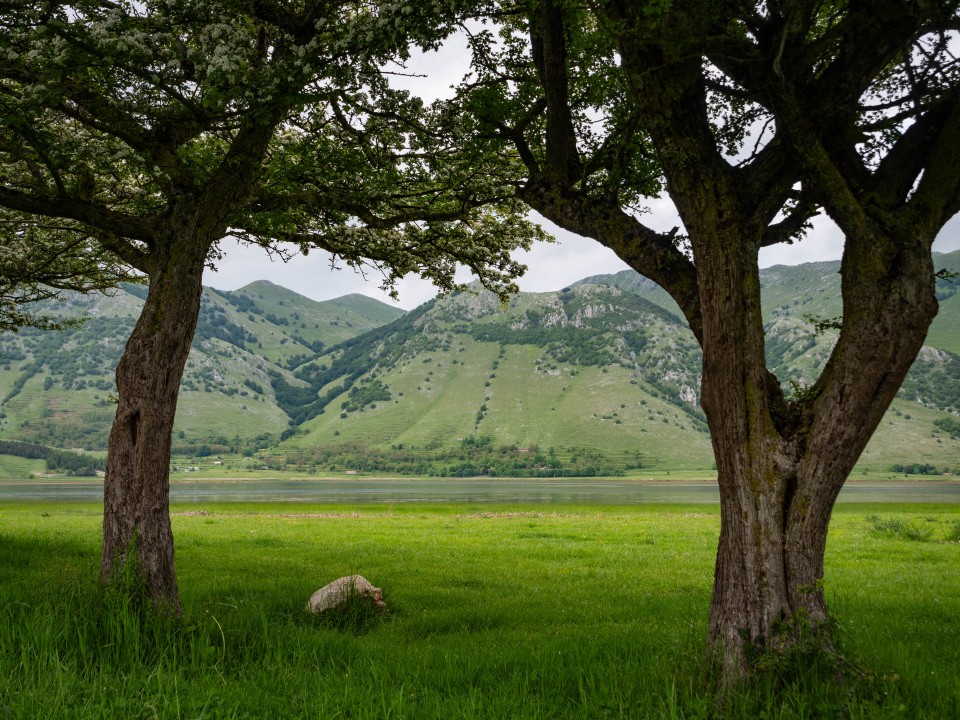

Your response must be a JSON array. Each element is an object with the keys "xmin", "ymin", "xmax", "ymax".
[
  {"xmin": 100, "ymin": 230, "xmax": 209, "ymax": 614},
  {"xmin": 601, "ymin": 36, "xmax": 944, "ymax": 680},
  {"xmin": 517, "ymin": 2, "xmax": 947, "ymax": 683},
  {"xmin": 690, "ymin": 208, "xmax": 800, "ymax": 681},
  {"xmin": 702, "ymin": 226, "xmax": 938, "ymax": 681}
]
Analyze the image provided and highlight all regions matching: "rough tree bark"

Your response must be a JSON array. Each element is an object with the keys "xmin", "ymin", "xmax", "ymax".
[
  {"xmin": 101, "ymin": 226, "xmax": 214, "ymax": 613},
  {"xmin": 94, "ymin": 109, "xmax": 279, "ymax": 610},
  {"xmin": 704, "ymin": 228, "xmax": 937, "ymax": 674}
]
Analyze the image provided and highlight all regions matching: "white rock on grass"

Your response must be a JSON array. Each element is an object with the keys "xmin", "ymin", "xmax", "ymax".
[{"xmin": 306, "ymin": 575, "xmax": 385, "ymax": 614}]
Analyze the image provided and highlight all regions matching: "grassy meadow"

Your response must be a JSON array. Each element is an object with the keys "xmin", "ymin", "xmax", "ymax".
[{"xmin": 1, "ymin": 502, "xmax": 958, "ymax": 719}]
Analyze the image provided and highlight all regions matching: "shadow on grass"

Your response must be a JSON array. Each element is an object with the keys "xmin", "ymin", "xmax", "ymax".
[
  {"xmin": 0, "ymin": 532, "xmax": 97, "ymax": 573},
  {"xmin": 301, "ymin": 592, "xmax": 390, "ymax": 635}
]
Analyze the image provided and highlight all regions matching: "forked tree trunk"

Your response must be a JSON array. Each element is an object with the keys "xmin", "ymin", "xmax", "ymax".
[
  {"xmin": 701, "ymin": 228, "xmax": 939, "ymax": 681},
  {"xmin": 100, "ymin": 230, "xmax": 210, "ymax": 613},
  {"xmin": 613, "ymin": 42, "xmax": 944, "ymax": 679},
  {"xmin": 692, "ymin": 211, "xmax": 797, "ymax": 678}
]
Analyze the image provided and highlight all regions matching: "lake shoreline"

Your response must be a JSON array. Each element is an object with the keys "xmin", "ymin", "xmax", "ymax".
[
  {"xmin": 2, "ymin": 478, "xmax": 958, "ymax": 504},
  {"xmin": 3, "ymin": 475, "xmax": 959, "ymax": 485}
]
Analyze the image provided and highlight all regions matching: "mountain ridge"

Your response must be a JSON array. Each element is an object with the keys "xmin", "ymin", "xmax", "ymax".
[{"xmin": 2, "ymin": 254, "xmax": 960, "ymax": 474}]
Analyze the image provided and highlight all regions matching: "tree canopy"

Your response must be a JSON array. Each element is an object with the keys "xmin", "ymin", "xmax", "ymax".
[
  {"xmin": 0, "ymin": 214, "xmax": 137, "ymax": 331},
  {"xmin": 4, "ymin": 0, "xmax": 959, "ymax": 679},
  {"xmin": 0, "ymin": 0, "xmax": 541, "ymax": 298}
]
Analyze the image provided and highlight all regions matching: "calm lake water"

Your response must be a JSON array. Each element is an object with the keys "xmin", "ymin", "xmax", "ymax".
[{"xmin": 0, "ymin": 479, "xmax": 958, "ymax": 504}]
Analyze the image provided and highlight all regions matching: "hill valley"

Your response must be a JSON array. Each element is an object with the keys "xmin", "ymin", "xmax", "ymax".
[{"xmin": 2, "ymin": 252, "xmax": 960, "ymax": 477}]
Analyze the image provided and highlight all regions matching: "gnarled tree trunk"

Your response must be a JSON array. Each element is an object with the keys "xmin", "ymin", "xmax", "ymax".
[
  {"xmin": 694, "ymin": 233, "xmax": 798, "ymax": 675},
  {"xmin": 701, "ymin": 225, "xmax": 938, "ymax": 679},
  {"xmin": 100, "ymin": 229, "xmax": 211, "ymax": 613}
]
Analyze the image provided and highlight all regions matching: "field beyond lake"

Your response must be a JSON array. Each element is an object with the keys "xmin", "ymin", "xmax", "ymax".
[{"xmin": 2, "ymin": 501, "xmax": 958, "ymax": 719}]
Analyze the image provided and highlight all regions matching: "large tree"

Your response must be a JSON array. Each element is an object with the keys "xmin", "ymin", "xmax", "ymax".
[
  {"xmin": 449, "ymin": 0, "xmax": 960, "ymax": 678},
  {"xmin": 0, "ymin": 0, "xmax": 538, "ymax": 612}
]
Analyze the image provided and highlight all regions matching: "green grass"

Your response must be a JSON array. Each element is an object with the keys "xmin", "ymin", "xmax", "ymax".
[
  {"xmin": 859, "ymin": 399, "xmax": 960, "ymax": 471},
  {"xmin": 0, "ymin": 454, "xmax": 46, "ymax": 479},
  {"xmin": 228, "ymin": 281, "xmax": 404, "ymax": 364},
  {"xmin": 174, "ymin": 386, "xmax": 290, "ymax": 439},
  {"xmin": 1, "ymin": 502, "xmax": 958, "ymax": 718}
]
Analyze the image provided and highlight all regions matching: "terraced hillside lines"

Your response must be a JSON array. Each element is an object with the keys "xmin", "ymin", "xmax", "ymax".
[
  {"xmin": 2, "ymin": 379, "xmax": 116, "ymax": 451},
  {"xmin": 542, "ymin": 365, "xmax": 713, "ymax": 467},
  {"xmin": 0, "ymin": 454, "xmax": 45, "ymax": 479},
  {"xmin": 174, "ymin": 390, "xmax": 290, "ymax": 441},
  {"xmin": 400, "ymin": 343, "xmax": 495, "ymax": 446},
  {"xmin": 481, "ymin": 344, "xmax": 557, "ymax": 445},
  {"xmin": 287, "ymin": 298, "xmax": 717, "ymax": 470},
  {"xmin": 292, "ymin": 337, "xmax": 501, "ymax": 449}
]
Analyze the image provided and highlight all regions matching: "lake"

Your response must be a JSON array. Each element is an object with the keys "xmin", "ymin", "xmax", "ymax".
[{"xmin": 0, "ymin": 479, "xmax": 958, "ymax": 504}]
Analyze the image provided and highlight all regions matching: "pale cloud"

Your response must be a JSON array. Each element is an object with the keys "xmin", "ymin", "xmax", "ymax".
[
  {"xmin": 511, "ymin": 215, "xmax": 629, "ymax": 293},
  {"xmin": 759, "ymin": 215, "xmax": 845, "ymax": 268},
  {"xmin": 204, "ymin": 239, "xmax": 415, "ymax": 307}
]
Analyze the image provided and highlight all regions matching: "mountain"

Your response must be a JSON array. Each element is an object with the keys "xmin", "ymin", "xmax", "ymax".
[
  {"xmin": 278, "ymin": 283, "xmax": 715, "ymax": 473},
  {"xmin": 275, "ymin": 261, "xmax": 960, "ymax": 473},
  {"xmin": 576, "ymin": 250, "xmax": 960, "ymax": 393},
  {"xmin": 2, "ymin": 253, "xmax": 960, "ymax": 475},
  {"xmin": 0, "ymin": 284, "xmax": 403, "ymax": 453}
]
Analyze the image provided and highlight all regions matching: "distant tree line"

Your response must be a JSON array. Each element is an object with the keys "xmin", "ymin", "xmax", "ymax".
[
  {"xmin": 276, "ymin": 438, "xmax": 640, "ymax": 477},
  {"xmin": 213, "ymin": 289, "xmax": 260, "ymax": 315},
  {"xmin": 0, "ymin": 440, "xmax": 47, "ymax": 459},
  {"xmin": 933, "ymin": 417, "xmax": 960, "ymax": 438},
  {"xmin": 899, "ymin": 355, "xmax": 960, "ymax": 414},
  {"xmin": 193, "ymin": 301, "xmax": 257, "ymax": 350},
  {"xmin": 888, "ymin": 463, "xmax": 958, "ymax": 476}
]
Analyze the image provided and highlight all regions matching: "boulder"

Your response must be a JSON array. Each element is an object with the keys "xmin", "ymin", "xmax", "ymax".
[{"xmin": 306, "ymin": 575, "xmax": 385, "ymax": 614}]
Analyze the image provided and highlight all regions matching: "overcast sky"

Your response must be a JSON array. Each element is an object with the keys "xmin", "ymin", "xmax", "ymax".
[
  {"xmin": 204, "ymin": 213, "xmax": 960, "ymax": 311},
  {"xmin": 202, "ymin": 35, "xmax": 960, "ymax": 311}
]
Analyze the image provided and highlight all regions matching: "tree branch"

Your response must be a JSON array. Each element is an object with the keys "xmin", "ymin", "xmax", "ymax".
[
  {"xmin": 529, "ymin": 0, "xmax": 581, "ymax": 183},
  {"xmin": 907, "ymin": 95, "xmax": 960, "ymax": 231},
  {"xmin": 760, "ymin": 193, "xmax": 820, "ymax": 248},
  {"xmin": 0, "ymin": 187, "xmax": 156, "ymax": 248},
  {"xmin": 519, "ymin": 172, "xmax": 703, "ymax": 340}
]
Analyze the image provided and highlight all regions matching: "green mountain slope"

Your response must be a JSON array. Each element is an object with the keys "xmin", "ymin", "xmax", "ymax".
[
  {"xmin": 923, "ymin": 250, "xmax": 960, "ymax": 355},
  {"xmin": 2, "ymin": 254, "xmax": 960, "ymax": 475},
  {"xmin": 276, "ymin": 269, "xmax": 960, "ymax": 473},
  {"xmin": 280, "ymin": 285, "xmax": 715, "ymax": 472},
  {"xmin": 0, "ymin": 285, "xmax": 403, "ymax": 452}
]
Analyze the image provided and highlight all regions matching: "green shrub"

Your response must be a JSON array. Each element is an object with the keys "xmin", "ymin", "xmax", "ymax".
[
  {"xmin": 945, "ymin": 519, "xmax": 960, "ymax": 543},
  {"xmin": 866, "ymin": 515, "xmax": 934, "ymax": 541}
]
